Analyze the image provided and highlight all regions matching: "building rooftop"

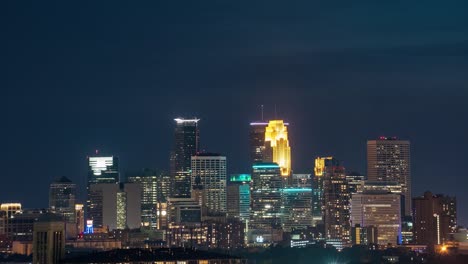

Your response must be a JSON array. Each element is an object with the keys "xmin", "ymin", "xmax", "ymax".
[{"xmin": 61, "ymin": 248, "xmax": 242, "ymax": 263}]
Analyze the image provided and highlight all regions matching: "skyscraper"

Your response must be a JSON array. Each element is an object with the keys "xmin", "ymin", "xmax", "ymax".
[
  {"xmin": 312, "ymin": 157, "xmax": 340, "ymax": 226},
  {"xmin": 49, "ymin": 176, "xmax": 77, "ymax": 223},
  {"xmin": 264, "ymin": 120, "xmax": 291, "ymax": 177},
  {"xmin": 250, "ymin": 163, "xmax": 283, "ymax": 231},
  {"xmin": 413, "ymin": 191, "xmax": 457, "ymax": 246},
  {"xmin": 281, "ymin": 187, "xmax": 313, "ymax": 232},
  {"xmin": 249, "ymin": 122, "xmax": 268, "ymax": 164},
  {"xmin": 170, "ymin": 118, "xmax": 200, "ymax": 198},
  {"xmin": 87, "ymin": 182, "xmax": 141, "ymax": 231},
  {"xmin": 127, "ymin": 169, "xmax": 171, "ymax": 229},
  {"xmin": 87, "ymin": 154, "xmax": 120, "ymax": 185},
  {"xmin": 367, "ymin": 137, "xmax": 411, "ymax": 216},
  {"xmin": 86, "ymin": 154, "xmax": 119, "ymax": 222},
  {"xmin": 227, "ymin": 174, "xmax": 251, "ymax": 222},
  {"xmin": 321, "ymin": 159, "xmax": 350, "ymax": 243},
  {"xmin": 49, "ymin": 176, "xmax": 77, "ymax": 239},
  {"xmin": 191, "ymin": 153, "xmax": 227, "ymax": 214},
  {"xmin": 350, "ymin": 191, "xmax": 401, "ymax": 247}
]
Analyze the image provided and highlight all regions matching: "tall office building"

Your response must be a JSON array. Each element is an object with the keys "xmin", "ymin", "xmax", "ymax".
[
  {"xmin": 413, "ymin": 191, "xmax": 457, "ymax": 246},
  {"xmin": 191, "ymin": 154, "xmax": 227, "ymax": 214},
  {"xmin": 249, "ymin": 122, "xmax": 269, "ymax": 163},
  {"xmin": 0, "ymin": 203, "xmax": 21, "ymax": 238},
  {"xmin": 49, "ymin": 176, "xmax": 76, "ymax": 223},
  {"xmin": 227, "ymin": 174, "xmax": 251, "ymax": 222},
  {"xmin": 367, "ymin": 137, "xmax": 411, "ymax": 216},
  {"xmin": 49, "ymin": 176, "xmax": 77, "ymax": 239},
  {"xmin": 127, "ymin": 169, "xmax": 171, "ymax": 229},
  {"xmin": 87, "ymin": 183, "xmax": 141, "ymax": 231},
  {"xmin": 87, "ymin": 154, "xmax": 119, "ymax": 185},
  {"xmin": 312, "ymin": 157, "xmax": 340, "ymax": 225},
  {"xmin": 321, "ymin": 159, "xmax": 350, "ymax": 243},
  {"xmin": 264, "ymin": 120, "xmax": 291, "ymax": 177},
  {"xmin": 86, "ymin": 154, "xmax": 119, "ymax": 222},
  {"xmin": 170, "ymin": 118, "xmax": 200, "ymax": 198},
  {"xmin": 281, "ymin": 187, "xmax": 313, "ymax": 232},
  {"xmin": 350, "ymin": 191, "xmax": 401, "ymax": 247},
  {"xmin": 345, "ymin": 174, "xmax": 365, "ymax": 194},
  {"xmin": 250, "ymin": 163, "xmax": 283, "ymax": 230}
]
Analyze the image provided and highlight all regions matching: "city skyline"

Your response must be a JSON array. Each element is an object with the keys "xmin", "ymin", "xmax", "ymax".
[{"xmin": 3, "ymin": 0, "xmax": 468, "ymax": 228}]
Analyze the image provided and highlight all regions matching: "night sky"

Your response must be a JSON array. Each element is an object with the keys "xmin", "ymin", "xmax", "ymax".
[{"xmin": 2, "ymin": 1, "xmax": 468, "ymax": 224}]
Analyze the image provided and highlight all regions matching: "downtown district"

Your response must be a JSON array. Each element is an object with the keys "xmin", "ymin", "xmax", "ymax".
[{"xmin": 0, "ymin": 118, "xmax": 465, "ymax": 263}]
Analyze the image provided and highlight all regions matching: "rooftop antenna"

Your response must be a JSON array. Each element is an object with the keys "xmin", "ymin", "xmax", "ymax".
[
  {"xmin": 274, "ymin": 104, "xmax": 277, "ymax": 119},
  {"xmin": 261, "ymin": 105, "xmax": 264, "ymax": 121}
]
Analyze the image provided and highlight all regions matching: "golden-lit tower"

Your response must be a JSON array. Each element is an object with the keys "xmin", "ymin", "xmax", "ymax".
[{"xmin": 264, "ymin": 120, "xmax": 291, "ymax": 176}]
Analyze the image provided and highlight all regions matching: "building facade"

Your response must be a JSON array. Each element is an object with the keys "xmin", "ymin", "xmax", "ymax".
[
  {"xmin": 281, "ymin": 188, "xmax": 313, "ymax": 232},
  {"xmin": 191, "ymin": 154, "xmax": 227, "ymax": 214},
  {"xmin": 32, "ymin": 214, "xmax": 65, "ymax": 264},
  {"xmin": 250, "ymin": 163, "xmax": 283, "ymax": 232},
  {"xmin": 367, "ymin": 138, "xmax": 411, "ymax": 216},
  {"xmin": 127, "ymin": 169, "xmax": 171, "ymax": 229},
  {"xmin": 249, "ymin": 122, "xmax": 269, "ymax": 164},
  {"xmin": 264, "ymin": 120, "xmax": 291, "ymax": 177},
  {"xmin": 227, "ymin": 174, "xmax": 251, "ymax": 222},
  {"xmin": 170, "ymin": 118, "xmax": 200, "ymax": 198},
  {"xmin": 413, "ymin": 191, "xmax": 457, "ymax": 245},
  {"xmin": 350, "ymin": 191, "xmax": 401, "ymax": 247}
]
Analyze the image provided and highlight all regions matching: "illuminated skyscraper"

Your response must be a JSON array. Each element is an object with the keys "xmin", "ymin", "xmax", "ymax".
[
  {"xmin": 127, "ymin": 169, "xmax": 171, "ymax": 229},
  {"xmin": 87, "ymin": 154, "xmax": 119, "ymax": 185},
  {"xmin": 49, "ymin": 176, "xmax": 76, "ymax": 223},
  {"xmin": 350, "ymin": 191, "xmax": 401, "ymax": 247},
  {"xmin": 227, "ymin": 174, "xmax": 251, "ymax": 222},
  {"xmin": 87, "ymin": 183, "xmax": 141, "ymax": 230},
  {"xmin": 312, "ymin": 157, "xmax": 339, "ymax": 225},
  {"xmin": 264, "ymin": 120, "xmax": 291, "ymax": 177},
  {"xmin": 191, "ymin": 153, "xmax": 227, "ymax": 214},
  {"xmin": 49, "ymin": 176, "xmax": 77, "ymax": 239},
  {"xmin": 367, "ymin": 137, "xmax": 411, "ymax": 216},
  {"xmin": 170, "ymin": 118, "xmax": 200, "ymax": 198},
  {"xmin": 314, "ymin": 157, "xmax": 350, "ymax": 243},
  {"xmin": 250, "ymin": 163, "xmax": 283, "ymax": 230},
  {"xmin": 281, "ymin": 188, "xmax": 313, "ymax": 232},
  {"xmin": 249, "ymin": 122, "xmax": 269, "ymax": 163},
  {"xmin": 86, "ymin": 154, "xmax": 119, "ymax": 223}
]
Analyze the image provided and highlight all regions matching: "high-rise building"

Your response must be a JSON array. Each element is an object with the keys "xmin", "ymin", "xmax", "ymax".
[
  {"xmin": 191, "ymin": 154, "xmax": 227, "ymax": 214},
  {"xmin": 320, "ymin": 158, "xmax": 350, "ymax": 243},
  {"xmin": 312, "ymin": 157, "xmax": 339, "ymax": 226},
  {"xmin": 87, "ymin": 154, "xmax": 119, "ymax": 185},
  {"xmin": 413, "ymin": 191, "xmax": 457, "ymax": 246},
  {"xmin": 32, "ymin": 214, "xmax": 65, "ymax": 264},
  {"xmin": 49, "ymin": 176, "xmax": 77, "ymax": 239},
  {"xmin": 250, "ymin": 163, "xmax": 283, "ymax": 231},
  {"xmin": 170, "ymin": 118, "xmax": 200, "ymax": 198},
  {"xmin": 227, "ymin": 174, "xmax": 251, "ymax": 222},
  {"xmin": 281, "ymin": 188, "xmax": 313, "ymax": 232},
  {"xmin": 350, "ymin": 191, "xmax": 401, "ymax": 247},
  {"xmin": 249, "ymin": 122, "xmax": 269, "ymax": 164},
  {"xmin": 367, "ymin": 137, "xmax": 411, "ymax": 216},
  {"xmin": 49, "ymin": 177, "xmax": 76, "ymax": 223},
  {"xmin": 264, "ymin": 120, "xmax": 291, "ymax": 177},
  {"xmin": 127, "ymin": 169, "xmax": 171, "ymax": 229},
  {"xmin": 87, "ymin": 183, "xmax": 141, "ymax": 231},
  {"xmin": 86, "ymin": 154, "xmax": 119, "ymax": 222}
]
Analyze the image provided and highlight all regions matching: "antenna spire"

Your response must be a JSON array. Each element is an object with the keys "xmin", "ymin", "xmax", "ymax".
[{"xmin": 261, "ymin": 105, "xmax": 264, "ymax": 121}]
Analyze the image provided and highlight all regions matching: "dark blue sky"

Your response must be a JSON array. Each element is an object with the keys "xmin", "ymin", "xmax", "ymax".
[{"xmin": 2, "ymin": 1, "xmax": 468, "ymax": 224}]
